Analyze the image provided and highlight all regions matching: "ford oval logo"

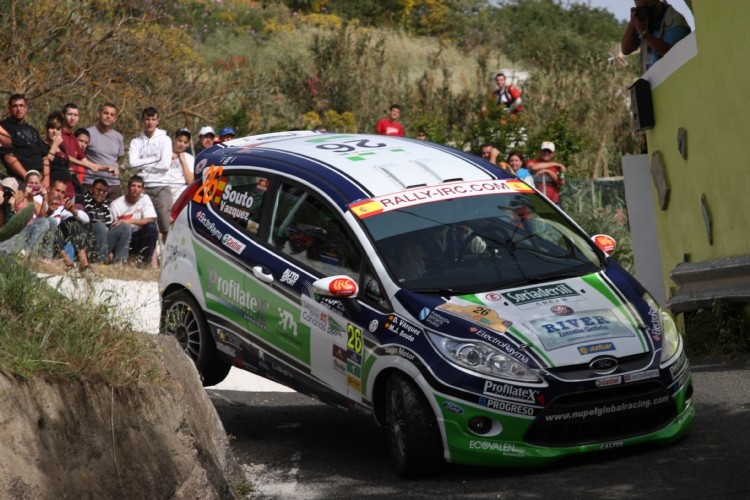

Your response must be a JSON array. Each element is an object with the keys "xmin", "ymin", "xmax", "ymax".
[{"xmin": 590, "ymin": 356, "xmax": 618, "ymax": 374}]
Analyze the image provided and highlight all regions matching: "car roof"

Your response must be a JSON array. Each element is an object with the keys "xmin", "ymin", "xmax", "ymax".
[{"xmin": 198, "ymin": 131, "xmax": 513, "ymax": 209}]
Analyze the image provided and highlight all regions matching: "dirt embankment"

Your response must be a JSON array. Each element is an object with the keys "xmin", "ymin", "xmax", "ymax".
[{"xmin": 0, "ymin": 336, "xmax": 244, "ymax": 499}]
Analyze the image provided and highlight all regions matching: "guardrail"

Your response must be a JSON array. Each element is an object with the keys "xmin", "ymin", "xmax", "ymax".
[{"xmin": 667, "ymin": 255, "xmax": 750, "ymax": 313}]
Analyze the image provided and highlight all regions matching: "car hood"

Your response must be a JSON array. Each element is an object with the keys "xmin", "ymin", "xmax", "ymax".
[{"xmin": 411, "ymin": 273, "xmax": 654, "ymax": 369}]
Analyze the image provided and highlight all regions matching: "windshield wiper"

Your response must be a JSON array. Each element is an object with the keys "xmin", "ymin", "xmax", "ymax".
[{"xmin": 408, "ymin": 287, "xmax": 475, "ymax": 296}]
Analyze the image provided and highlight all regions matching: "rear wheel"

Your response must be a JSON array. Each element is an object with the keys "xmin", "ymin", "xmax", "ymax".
[
  {"xmin": 161, "ymin": 290, "xmax": 231, "ymax": 387},
  {"xmin": 385, "ymin": 372, "xmax": 444, "ymax": 478}
]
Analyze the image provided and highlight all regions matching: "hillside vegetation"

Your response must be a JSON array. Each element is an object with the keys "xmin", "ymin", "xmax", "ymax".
[{"xmin": 1, "ymin": 0, "xmax": 638, "ymax": 178}]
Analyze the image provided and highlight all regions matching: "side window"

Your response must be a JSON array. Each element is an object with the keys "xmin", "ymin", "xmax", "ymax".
[
  {"xmin": 210, "ymin": 173, "xmax": 270, "ymax": 236},
  {"xmin": 269, "ymin": 183, "xmax": 361, "ymax": 281}
]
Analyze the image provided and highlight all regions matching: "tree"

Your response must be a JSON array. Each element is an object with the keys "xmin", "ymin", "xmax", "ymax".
[{"xmin": 0, "ymin": 0, "xmax": 238, "ymax": 139}]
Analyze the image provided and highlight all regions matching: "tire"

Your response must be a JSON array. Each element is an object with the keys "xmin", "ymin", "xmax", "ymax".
[
  {"xmin": 161, "ymin": 290, "xmax": 231, "ymax": 387},
  {"xmin": 385, "ymin": 372, "xmax": 444, "ymax": 478}
]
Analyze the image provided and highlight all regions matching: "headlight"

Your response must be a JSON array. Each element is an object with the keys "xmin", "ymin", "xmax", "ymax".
[
  {"xmin": 643, "ymin": 294, "xmax": 682, "ymax": 363},
  {"xmin": 428, "ymin": 332, "xmax": 541, "ymax": 382},
  {"xmin": 660, "ymin": 309, "xmax": 681, "ymax": 362}
]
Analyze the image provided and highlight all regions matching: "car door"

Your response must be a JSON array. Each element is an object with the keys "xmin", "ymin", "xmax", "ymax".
[{"xmin": 265, "ymin": 181, "xmax": 374, "ymax": 401}]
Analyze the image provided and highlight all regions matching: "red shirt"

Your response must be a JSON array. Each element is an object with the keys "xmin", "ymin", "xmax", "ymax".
[
  {"xmin": 374, "ymin": 118, "xmax": 404, "ymax": 136},
  {"xmin": 61, "ymin": 129, "xmax": 86, "ymax": 185}
]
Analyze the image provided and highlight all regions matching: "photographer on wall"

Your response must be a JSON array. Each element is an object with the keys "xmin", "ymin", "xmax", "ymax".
[{"xmin": 621, "ymin": 0, "xmax": 691, "ymax": 74}]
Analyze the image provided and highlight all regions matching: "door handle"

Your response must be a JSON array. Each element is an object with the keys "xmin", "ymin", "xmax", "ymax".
[{"xmin": 252, "ymin": 266, "xmax": 274, "ymax": 284}]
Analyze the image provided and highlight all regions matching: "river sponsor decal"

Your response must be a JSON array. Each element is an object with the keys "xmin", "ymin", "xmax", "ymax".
[
  {"xmin": 502, "ymin": 283, "xmax": 585, "ymax": 310},
  {"xmin": 531, "ymin": 309, "xmax": 635, "ymax": 351},
  {"xmin": 437, "ymin": 302, "xmax": 512, "ymax": 333}
]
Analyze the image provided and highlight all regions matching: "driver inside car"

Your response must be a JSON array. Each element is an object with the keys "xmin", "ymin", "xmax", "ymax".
[{"xmin": 398, "ymin": 224, "xmax": 487, "ymax": 281}]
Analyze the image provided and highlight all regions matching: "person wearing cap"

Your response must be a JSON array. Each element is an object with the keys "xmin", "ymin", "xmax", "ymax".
[
  {"xmin": 167, "ymin": 128, "xmax": 195, "ymax": 203},
  {"xmin": 526, "ymin": 141, "xmax": 567, "ymax": 206},
  {"xmin": 219, "ymin": 127, "xmax": 236, "ymax": 142},
  {"xmin": 195, "ymin": 126, "xmax": 216, "ymax": 154},
  {"xmin": 0, "ymin": 171, "xmax": 53, "ymax": 257}
]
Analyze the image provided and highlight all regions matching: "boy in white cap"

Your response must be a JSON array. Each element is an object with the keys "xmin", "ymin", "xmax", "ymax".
[{"xmin": 195, "ymin": 126, "xmax": 216, "ymax": 154}]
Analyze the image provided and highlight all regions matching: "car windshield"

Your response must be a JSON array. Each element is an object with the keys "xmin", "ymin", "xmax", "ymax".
[{"xmin": 359, "ymin": 191, "xmax": 604, "ymax": 293}]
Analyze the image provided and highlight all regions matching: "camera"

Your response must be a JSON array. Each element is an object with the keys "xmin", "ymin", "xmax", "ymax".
[
  {"xmin": 636, "ymin": 6, "xmax": 651, "ymax": 21},
  {"xmin": 1, "ymin": 186, "xmax": 14, "ymax": 206}
]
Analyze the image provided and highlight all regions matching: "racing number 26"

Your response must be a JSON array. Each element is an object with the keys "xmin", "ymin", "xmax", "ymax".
[
  {"xmin": 347, "ymin": 324, "xmax": 363, "ymax": 354},
  {"xmin": 193, "ymin": 164, "xmax": 224, "ymax": 204}
]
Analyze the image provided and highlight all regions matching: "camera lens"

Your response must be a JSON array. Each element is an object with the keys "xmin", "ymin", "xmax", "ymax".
[{"xmin": 636, "ymin": 6, "xmax": 650, "ymax": 20}]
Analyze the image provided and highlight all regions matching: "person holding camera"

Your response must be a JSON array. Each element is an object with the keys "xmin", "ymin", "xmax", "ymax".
[{"xmin": 621, "ymin": 0, "xmax": 691, "ymax": 74}]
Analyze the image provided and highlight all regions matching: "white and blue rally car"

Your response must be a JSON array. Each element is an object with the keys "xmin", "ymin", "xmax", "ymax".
[{"xmin": 159, "ymin": 131, "xmax": 693, "ymax": 477}]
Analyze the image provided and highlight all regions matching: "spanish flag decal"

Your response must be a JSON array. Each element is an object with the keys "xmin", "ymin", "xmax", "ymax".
[{"xmin": 349, "ymin": 199, "xmax": 385, "ymax": 219}]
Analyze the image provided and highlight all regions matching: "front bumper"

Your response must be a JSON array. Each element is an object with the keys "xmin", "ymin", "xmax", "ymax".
[{"xmin": 437, "ymin": 377, "xmax": 694, "ymax": 467}]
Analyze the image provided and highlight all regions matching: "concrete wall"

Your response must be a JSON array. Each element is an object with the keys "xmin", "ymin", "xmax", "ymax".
[{"xmin": 634, "ymin": 1, "xmax": 750, "ymax": 298}]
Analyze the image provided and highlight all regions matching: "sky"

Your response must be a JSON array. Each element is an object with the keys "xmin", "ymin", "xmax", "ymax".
[{"xmin": 571, "ymin": 0, "xmax": 695, "ymax": 28}]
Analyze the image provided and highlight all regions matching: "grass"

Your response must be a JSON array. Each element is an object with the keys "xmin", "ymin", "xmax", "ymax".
[{"xmin": 0, "ymin": 256, "xmax": 165, "ymax": 385}]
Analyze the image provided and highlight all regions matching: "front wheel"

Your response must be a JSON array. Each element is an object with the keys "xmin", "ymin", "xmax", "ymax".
[
  {"xmin": 161, "ymin": 290, "xmax": 231, "ymax": 387},
  {"xmin": 385, "ymin": 372, "xmax": 444, "ymax": 478}
]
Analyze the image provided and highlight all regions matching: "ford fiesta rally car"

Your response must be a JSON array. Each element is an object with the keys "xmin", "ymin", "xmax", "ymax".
[{"xmin": 159, "ymin": 131, "xmax": 694, "ymax": 477}]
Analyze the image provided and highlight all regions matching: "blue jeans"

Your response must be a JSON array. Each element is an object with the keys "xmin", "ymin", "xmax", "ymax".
[
  {"xmin": 107, "ymin": 223, "xmax": 133, "ymax": 264},
  {"xmin": 0, "ymin": 217, "xmax": 53, "ymax": 256}
]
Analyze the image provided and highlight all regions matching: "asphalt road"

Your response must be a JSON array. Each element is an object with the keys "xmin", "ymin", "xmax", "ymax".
[{"xmin": 209, "ymin": 357, "xmax": 750, "ymax": 499}]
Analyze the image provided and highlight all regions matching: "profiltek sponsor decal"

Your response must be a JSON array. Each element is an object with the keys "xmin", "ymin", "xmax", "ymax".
[
  {"xmin": 502, "ymin": 283, "xmax": 584, "ymax": 309},
  {"xmin": 482, "ymin": 380, "xmax": 541, "ymax": 404},
  {"xmin": 531, "ymin": 309, "xmax": 634, "ymax": 351},
  {"xmin": 207, "ymin": 269, "xmax": 267, "ymax": 329}
]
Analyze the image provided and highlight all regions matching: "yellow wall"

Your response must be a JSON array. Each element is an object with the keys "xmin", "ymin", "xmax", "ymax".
[{"xmin": 645, "ymin": 0, "xmax": 750, "ymax": 295}]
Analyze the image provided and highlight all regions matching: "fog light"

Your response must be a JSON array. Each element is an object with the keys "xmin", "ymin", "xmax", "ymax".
[{"xmin": 468, "ymin": 416, "xmax": 493, "ymax": 435}]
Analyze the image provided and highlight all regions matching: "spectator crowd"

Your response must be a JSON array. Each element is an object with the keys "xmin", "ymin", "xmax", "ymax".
[{"xmin": 0, "ymin": 94, "xmax": 235, "ymax": 273}]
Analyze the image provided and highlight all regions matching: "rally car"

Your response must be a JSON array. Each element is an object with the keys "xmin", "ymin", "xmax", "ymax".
[{"xmin": 159, "ymin": 131, "xmax": 694, "ymax": 477}]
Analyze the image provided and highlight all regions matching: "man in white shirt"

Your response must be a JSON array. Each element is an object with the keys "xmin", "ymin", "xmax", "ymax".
[
  {"xmin": 109, "ymin": 175, "xmax": 158, "ymax": 267},
  {"xmin": 128, "ymin": 107, "xmax": 173, "ymax": 246}
]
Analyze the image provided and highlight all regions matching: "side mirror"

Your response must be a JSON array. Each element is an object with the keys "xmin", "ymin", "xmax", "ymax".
[
  {"xmin": 592, "ymin": 234, "xmax": 617, "ymax": 255},
  {"xmin": 312, "ymin": 275, "xmax": 359, "ymax": 299}
]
